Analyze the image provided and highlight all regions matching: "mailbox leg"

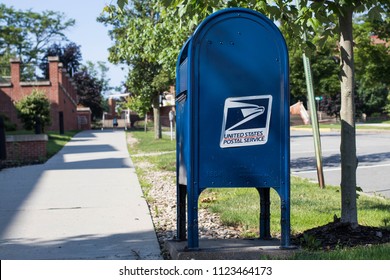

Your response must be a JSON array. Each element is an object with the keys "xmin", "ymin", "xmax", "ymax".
[
  {"xmin": 187, "ymin": 190, "xmax": 199, "ymax": 250},
  {"xmin": 177, "ymin": 184, "xmax": 187, "ymax": 241},
  {"xmin": 258, "ymin": 188, "xmax": 271, "ymax": 239},
  {"xmin": 280, "ymin": 196, "xmax": 292, "ymax": 249}
]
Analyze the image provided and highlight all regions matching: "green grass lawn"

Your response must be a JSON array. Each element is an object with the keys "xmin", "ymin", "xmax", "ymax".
[
  {"xmin": 202, "ymin": 178, "xmax": 390, "ymax": 235},
  {"xmin": 128, "ymin": 129, "xmax": 176, "ymax": 154},
  {"xmin": 291, "ymin": 243, "xmax": 390, "ymax": 260},
  {"xmin": 127, "ymin": 129, "xmax": 390, "ymax": 259},
  {"xmin": 46, "ymin": 130, "xmax": 79, "ymax": 158},
  {"xmin": 128, "ymin": 129, "xmax": 176, "ymax": 172}
]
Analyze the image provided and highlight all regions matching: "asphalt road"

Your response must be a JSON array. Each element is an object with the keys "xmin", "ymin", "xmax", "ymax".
[{"xmin": 291, "ymin": 129, "xmax": 390, "ymax": 198}]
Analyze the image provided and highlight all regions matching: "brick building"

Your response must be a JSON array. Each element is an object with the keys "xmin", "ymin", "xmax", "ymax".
[{"xmin": 0, "ymin": 56, "xmax": 80, "ymax": 131}]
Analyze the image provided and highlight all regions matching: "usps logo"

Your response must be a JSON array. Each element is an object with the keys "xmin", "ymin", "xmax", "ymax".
[{"xmin": 220, "ymin": 95, "xmax": 272, "ymax": 148}]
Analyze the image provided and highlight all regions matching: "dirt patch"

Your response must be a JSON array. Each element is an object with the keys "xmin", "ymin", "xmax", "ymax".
[
  {"xmin": 126, "ymin": 133, "xmax": 139, "ymax": 148},
  {"xmin": 293, "ymin": 221, "xmax": 390, "ymax": 250}
]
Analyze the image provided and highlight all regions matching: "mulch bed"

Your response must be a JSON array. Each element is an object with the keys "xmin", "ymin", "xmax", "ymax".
[{"xmin": 293, "ymin": 221, "xmax": 390, "ymax": 250}]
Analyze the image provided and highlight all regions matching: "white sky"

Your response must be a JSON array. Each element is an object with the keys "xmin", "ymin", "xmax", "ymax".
[{"xmin": 2, "ymin": 0, "xmax": 126, "ymax": 92}]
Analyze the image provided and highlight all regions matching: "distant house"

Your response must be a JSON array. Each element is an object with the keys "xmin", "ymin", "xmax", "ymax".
[
  {"xmin": 370, "ymin": 35, "xmax": 389, "ymax": 48},
  {"xmin": 0, "ymin": 56, "xmax": 90, "ymax": 131}
]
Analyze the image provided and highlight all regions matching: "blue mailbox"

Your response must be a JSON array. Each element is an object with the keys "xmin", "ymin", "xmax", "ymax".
[{"xmin": 176, "ymin": 8, "xmax": 291, "ymax": 250}]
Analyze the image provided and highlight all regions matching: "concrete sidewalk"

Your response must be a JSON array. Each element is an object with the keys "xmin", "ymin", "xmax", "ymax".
[{"xmin": 0, "ymin": 130, "xmax": 162, "ymax": 260}]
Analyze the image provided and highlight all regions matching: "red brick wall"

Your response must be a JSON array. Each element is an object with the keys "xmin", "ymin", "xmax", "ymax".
[
  {"xmin": 77, "ymin": 108, "xmax": 92, "ymax": 130},
  {"xmin": 0, "ymin": 88, "xmax": 14, "ymax": 121},
  {"xmin": 108, "ymin": 98, "xmax": 116, "ymax": 117},
  {"xmin": 5, "ymin": 135, "xmax": 47, "ymax": 162},
  {"xmin": 0, "ymin": 57, "xmax": 79, "ymax": 131},
  {"xmin": 160, "ymin": 105, "xmax": 175, "ymax": 127}
]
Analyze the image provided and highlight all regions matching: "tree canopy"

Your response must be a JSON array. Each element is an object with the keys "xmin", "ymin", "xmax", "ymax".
[
  {"xmin": 354, "ymin": 17, "xmax": 390, "ymax": 117},
  {"xmin": 73, "ymin": 65, "xmax": 105, "ymax": 120},
  {"xmin": 40, "ymin": 42, "xmax": 82, "ymax": 78},
  {"xmin": 289, "ymin": 15, "xmax": 390, "ymax": 118},
  {"xmin": 110, "ymin": 0, "xmax": 389, "ymax": 73},
  {"xmin": 42, "ymin": 42, "xmax": 82, "ymax": 77},
  {"xmin": 100, "ymin": 0, "xmax": 174, "ymax": 137},
  {"xmin": 0, "ymin": 4, "xmax": 75, "ymax": 64}
]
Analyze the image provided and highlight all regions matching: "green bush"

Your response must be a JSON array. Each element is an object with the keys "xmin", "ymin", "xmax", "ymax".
[{"xmin": 15, "ymin": 89, "xmax": 51, "ymax": 134}]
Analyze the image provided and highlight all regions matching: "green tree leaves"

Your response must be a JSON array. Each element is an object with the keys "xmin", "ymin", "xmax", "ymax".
[
  {"xmin": 0, "ymin": 4, "xmax": 75, "ymax": 64},
  {"xmin": 73, "ymin": 67, "xmax": 105, "ymax": 120},
  {"xmin": 354, "ymin": 18, "xmax": 390, "ymax": 116},
  {"xmin": 100, "ymin": 1, "xmax": 176, "ymax": 116}
]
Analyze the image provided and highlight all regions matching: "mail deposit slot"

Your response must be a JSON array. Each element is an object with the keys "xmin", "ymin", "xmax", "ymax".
[{"xmin": 176, "ymin": 8, "xmax": 291, "ymax": 249}]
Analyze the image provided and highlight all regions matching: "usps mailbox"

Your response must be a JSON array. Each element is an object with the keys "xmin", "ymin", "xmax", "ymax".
[{"xmin": 176, "ymin": 8, "xmax": 291, "ymax": 249}]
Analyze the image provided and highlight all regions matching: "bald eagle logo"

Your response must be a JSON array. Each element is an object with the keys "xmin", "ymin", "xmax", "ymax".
[{"xmin": 220, "ymin": 95, "xmax": 272, "ymax": 148}]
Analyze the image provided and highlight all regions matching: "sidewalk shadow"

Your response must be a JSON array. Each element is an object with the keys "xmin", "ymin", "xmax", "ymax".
[
  {"xmin": 0, "ymin": 131, "xmax": 133, "ymax": 239},
  {"xmin": 291, "ymin": 152, "xmax": 390, "ymax": 171},
  {"xmin": 0, "ymin": 164, "xmax": 45, "ymax": 238},
  {"xmin": 0, "ymin": 231, "xmax": 162, "ymax": 260},
  {"xmin": 55, "ymin": 144, "xmax": 116, "ymax": 154},
  {"xmin": 47, "ymin": 157, "xmax": 134, "ymax": 170},
  {"xmin": 291, "ymin": 153, "xmax": 341, "ymax": 171}
]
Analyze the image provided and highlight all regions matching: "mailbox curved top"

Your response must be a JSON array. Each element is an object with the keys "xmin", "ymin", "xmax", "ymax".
[
  {"xmin": 192, "ymin": 8, "xmax": 286, "ymax": 45},
  {"xmin": 176, "ymin": 7, "xmax": 289, "ymax": 97},
  {"xmin": 178, "ymin": 8, "xmax": 288, "ymax": 59}
]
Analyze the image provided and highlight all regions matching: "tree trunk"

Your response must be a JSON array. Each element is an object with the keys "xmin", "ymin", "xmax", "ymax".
[
  {"xmin": 144, "ymin": 113, "xmax": 147, "ymax": 132},
  {"xmin": 152, "ymin": 95, "xmax": 162, "ymax": 139},
  {"xmin": 338, "ymin": 6, "xmax": 358, "ymax": 226}
]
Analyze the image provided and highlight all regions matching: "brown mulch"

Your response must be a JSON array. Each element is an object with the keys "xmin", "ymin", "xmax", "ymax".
[{"xmin": 293, "ymin": 221, "xmax": 390, "ymax": 250}]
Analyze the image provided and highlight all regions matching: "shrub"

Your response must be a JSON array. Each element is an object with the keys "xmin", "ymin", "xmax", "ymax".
[{"xmin": 15, "ymin": 89, "xmax": 51, "ymax": 133}]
